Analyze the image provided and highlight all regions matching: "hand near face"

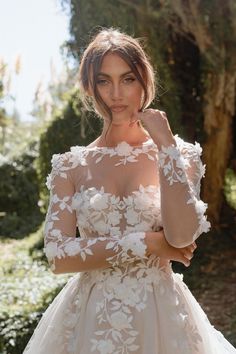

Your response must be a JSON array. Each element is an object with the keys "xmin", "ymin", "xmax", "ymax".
[{"xmin": 130, "ymin": 108, "xmax": 176, "ymax": 148}]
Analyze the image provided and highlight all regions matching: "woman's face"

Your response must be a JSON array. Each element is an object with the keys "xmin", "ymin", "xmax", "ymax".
[{"xmin": 94, "ymin": 52, "xmax": 144, "ymax": 122}]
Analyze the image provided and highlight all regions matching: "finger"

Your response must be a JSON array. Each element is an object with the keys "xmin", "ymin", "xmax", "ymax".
[
  {"xmin": 181, "ymin": 254, "xmax": 190, "ymax": 267},
  {"xmin": 183, "ymin": 250, "xmax": 193, "ymax": 260},
  {"xmin": 129, "ymin": 110, "xmax": 139, "ymax": 123},
  {"xmin": 187, "ymin": 245, "xmax": 195, "ymax": 253},
  {"xmin": 129, "ymin": 110, "xmax": 142, "ymax": 126},
  {"xmin": 174, "ymin": 252, "xmax": 191, "ymax": 267},
  {"xmin": 129, "ymin": 118, "xmax": 140, "ymax": 126}
]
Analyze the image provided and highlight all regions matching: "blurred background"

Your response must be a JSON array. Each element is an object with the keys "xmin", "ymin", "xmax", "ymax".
[{"xmin": 0, "ymin": 0, "xmax": 235, "ymax": 352}]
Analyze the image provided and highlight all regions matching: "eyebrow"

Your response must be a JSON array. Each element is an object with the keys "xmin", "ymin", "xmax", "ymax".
[{"xmin": 97, "ymin": 70, "xmax": 134, "ymax": 78}]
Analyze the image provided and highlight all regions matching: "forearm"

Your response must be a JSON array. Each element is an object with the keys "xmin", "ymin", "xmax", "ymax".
[
  {"xmin": 44, "ymin": 232, "xmax": 149, "ymax": 274},
  {"xmin": 158, "ymin": 170, "xmax": 199, "ymax": 247},
  {"xmin": 154, "ymin": 134, "xmax": 210, "ymax": 248}
]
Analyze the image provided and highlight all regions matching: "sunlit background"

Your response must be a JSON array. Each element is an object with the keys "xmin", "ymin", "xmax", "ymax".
[
  {"xmin": 0, "ymin": 0, "xmax": 69, "ymax": 122},
  {"xmin": 0, "ymin": 1, "xmax": 235, "ymax": 352}
]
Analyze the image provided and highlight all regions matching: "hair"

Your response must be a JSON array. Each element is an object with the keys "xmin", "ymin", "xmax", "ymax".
[{"xmin": 78, "ymin": 27, "xmax": 157, "ymax": 135}]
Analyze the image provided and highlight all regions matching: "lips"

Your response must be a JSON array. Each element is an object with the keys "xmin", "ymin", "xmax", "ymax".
[{"xmin": 110, "ymin": 105, "xmax": 128, "ymax": 113}]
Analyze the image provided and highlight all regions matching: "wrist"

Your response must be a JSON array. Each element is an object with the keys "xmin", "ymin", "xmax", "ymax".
[
  {"xmin": 154, "ymin": 133, "xmax": 176, "ymax": 150},
  {"xmin": 144, "ymin": 232, "xmax": 159, "ymax": 257}
]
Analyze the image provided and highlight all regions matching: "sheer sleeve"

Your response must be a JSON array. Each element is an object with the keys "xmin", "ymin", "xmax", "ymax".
[
  {"xmin": 157, "ymin": 134, "xmax": 211, "ymax": 248},
  {"xmin": 43, "ymin": 152, "xmax": 148, "ymax": 274}
]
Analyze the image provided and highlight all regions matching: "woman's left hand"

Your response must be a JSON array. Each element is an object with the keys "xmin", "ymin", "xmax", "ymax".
[{"xmin": 130, "ymin": 108, "xmax": 176, "ymax": 148}]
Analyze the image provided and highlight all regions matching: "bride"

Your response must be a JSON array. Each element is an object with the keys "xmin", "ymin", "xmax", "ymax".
[{"xmin": 23, "ymin": 27, "xmax": 236, "ymax": 353}]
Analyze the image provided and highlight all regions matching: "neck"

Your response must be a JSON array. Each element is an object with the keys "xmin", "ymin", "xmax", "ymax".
[{"xmin": 99, "ymin": 120, "xmax": 150, "ymax": 146}]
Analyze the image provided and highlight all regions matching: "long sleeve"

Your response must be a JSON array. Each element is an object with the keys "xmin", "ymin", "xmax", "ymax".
[
  {"xmin": 157, "ymin": 134, "xmax": 211, "ymax": 248},
  {"xmin": 43, "ymin": 152, "xmax": 148, "ymax": 274}
]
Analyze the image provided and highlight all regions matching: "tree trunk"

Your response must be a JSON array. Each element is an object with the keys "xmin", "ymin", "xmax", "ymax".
[{"xmin": 202, "ymin": 68, "xmax": 236, "ymax": 225}]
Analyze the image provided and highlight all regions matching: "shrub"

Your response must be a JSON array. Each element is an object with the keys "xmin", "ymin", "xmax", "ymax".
[
  {"xmin": 0, "ymin": 231, "xmax": 70, "ymax": 354},
  {"xmin": 0, "ymin": 142, "xmax": 44, "ymax": 239},
  {"xmin": 36, "ymin": 93, "xmax": 102, "ymax": 212}
]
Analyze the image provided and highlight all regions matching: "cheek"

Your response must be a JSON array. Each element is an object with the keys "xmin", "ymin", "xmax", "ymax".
[
  {"xmin": 97, "ymin": 87, "xmax": 112, "ymax": 104},
  {"xmin": 128, "ymin": 86, "xmax": 143, "ymax": 103}
]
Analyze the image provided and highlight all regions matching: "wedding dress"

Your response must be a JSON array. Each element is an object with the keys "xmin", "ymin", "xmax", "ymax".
[{"xmin": 23, "ymin": 134, "xmax": 236, "ymax": 353}]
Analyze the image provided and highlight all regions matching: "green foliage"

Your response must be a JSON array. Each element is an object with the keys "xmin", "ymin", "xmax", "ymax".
[
  {"xmin": 0, "ymin": 287, "xmax": 67, "ymax": 354},
  {"xmin": 0, "ymin": 143, "xmax": 44, "ymax": 238},
  {"xmin": 224, "ymin": 168, "xmax": 236, "ymax": 210},
  {"xmin": 0, "ymin": 228, "xmax": 70, "ymax": 353},
  {"xmin": 0, "ymin": 310, "xmax": 42, "ymax": 354},
  {"xmin": 61, "ymin": 0, "xmax": 187, "ymax": 136},
  {"xmin": 36, "ymin": 92, "xmax": 102, "ymax": 211}
]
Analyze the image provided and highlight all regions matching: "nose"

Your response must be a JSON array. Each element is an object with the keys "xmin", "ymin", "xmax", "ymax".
[{"xmin": 110, "ymin": 83, "xmax": 123, "ymax": 100}]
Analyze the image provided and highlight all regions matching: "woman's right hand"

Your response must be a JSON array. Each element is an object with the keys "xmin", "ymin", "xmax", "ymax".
[{"xmin": 145, "ymin": 230, "xmax": 197, "ymax": 267}]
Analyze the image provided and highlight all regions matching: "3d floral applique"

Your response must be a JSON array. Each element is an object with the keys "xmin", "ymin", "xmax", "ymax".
[
  {"xmin": 158, "ymin": 144, "xmax": 189, "ymax": 185},
  {"xmin": 43, "ymin": 152, "xmax": 164, "ymax": 352},
  {"xmin": 44, "ymin": 156, "xmax": 162, "ymax": 271},
  {"xmin": 90, "ymin": 258, "xmax": 168, "ymax": 354},
  {"xmin": 157, "ymin": 134, "xmax": 211, "ymax": 242},
  {"xmin": 72, "ymin": 184, "xmax": 161, "ymax": 236},
  {"xmin": 89, "ymin": 140, "xmax": 157, "ymax": 166},
  {"xmin": 45, "ymin": 149, "xmax": 88, "ymax": 191}
]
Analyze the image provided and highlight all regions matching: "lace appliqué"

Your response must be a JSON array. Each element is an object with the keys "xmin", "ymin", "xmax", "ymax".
[
  {"xmin": 44, "ymin": 152, "xmax": 157, "ymax": 271},
  {"xmin": 72, "ymin": 184, "xmax": 161, "ymax": 237},
  {"xmin": 45, "ymin": 150, "xmax": 88, "ymax": 191},
  {"xmin": 90, "ymin": 257, "xmax": 167, "ymax": 354},
  {"xmin": 37, "ymin": 136, "xmax": 215, "ymax": 353},
  {"xmin": 157, "ymin": 135, "xmax": 211, "ymax": 240},
  {"xmin": 88, "ymin": 141, "xmax": 156, "ymax": 166},
  {"xmin": 169, "ymin": 273, "xmax": 203, "ymax": 352},
  {"xmin": 44, "ymin": 190, "xmax": 148, "ymax": 271}
]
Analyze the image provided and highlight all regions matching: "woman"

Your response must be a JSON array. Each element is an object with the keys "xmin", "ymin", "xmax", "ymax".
[{"xmin": 23, "ymin": 27, "xmax": 236, "ymax": 353}]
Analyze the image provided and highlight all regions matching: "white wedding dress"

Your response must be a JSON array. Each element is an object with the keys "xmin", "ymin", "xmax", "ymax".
[{"xmin": 23, "ymin": 134, "xmax": 236, "ymax": 354}]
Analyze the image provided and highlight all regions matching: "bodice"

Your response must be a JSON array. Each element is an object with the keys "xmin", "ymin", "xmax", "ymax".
[
  {"xmin": 72, "ymin": 184, "xmax": 162, "ymax": 238},
  {"xmin": 43, "ymin": 133, "xmax": 211, "ymax": 274}
]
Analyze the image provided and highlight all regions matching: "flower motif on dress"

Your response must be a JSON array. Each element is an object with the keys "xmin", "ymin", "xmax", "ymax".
[
  {"xmin": 107, "ymin": 210, "xmax": 122, "ymax": 226},
  {"xmin": 118, "ymin": 233, "xmax": 147, "ymax": 258},
  {"xmin": 45, "ymin": 149, "xmax": 88, "ymax": 191},
  {"xmin": 116, "ymin": 141, "xmax": 134, "ymax": 156},
  {"xmin": 90, "ymin": 192, "xmax": 109, "ymax": 210},
  {"xmin": 71, "ymin": 184, "xmax": 161, "ymax": 238},
  {"xmin": 44, "ymin": 241, "xmax": 58, "ymax": 259},
  {"xmin": 92, "ymin": 338, "xmax": 116, "ymax": 354},
  {"xmin": 89, "ymin": 140, "xmax": 157, "ymax": 166},
  {"xmin": 157, "ymin": 135, "xmax": 211, "ymax": 242},
  {"xmin": 109, "ymin": 311, "xmax": 132, "ymax": 330},
  {"xmin": 41, "ymin": 137, "xmax": 211, "ymax": 354},
  {"xmin": 89, "ymin": 259, "xmax": 169, "ymax": 353},
  {"xmin": 124, "ymin": 209, "xmax": 139, "ymax": 225}
]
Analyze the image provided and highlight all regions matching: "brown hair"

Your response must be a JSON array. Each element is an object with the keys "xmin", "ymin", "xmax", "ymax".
[{"xmin": 78, "ymin": 27, "xmax": 156, "ymax": 125}]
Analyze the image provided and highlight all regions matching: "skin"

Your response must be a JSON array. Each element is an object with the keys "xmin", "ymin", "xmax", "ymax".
[{"xmin": 87, "ymin": 52, "xmax": 197, "ymax": 267}]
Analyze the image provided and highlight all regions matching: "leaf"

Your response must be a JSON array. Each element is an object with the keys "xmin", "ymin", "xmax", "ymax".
[
  {"xmin": 80, "ymin": 251, "xmax": 86, "ymax": 261},
  {"xmin": 106, "ymin": 241, "xmax": 116, "ymax": 249}
]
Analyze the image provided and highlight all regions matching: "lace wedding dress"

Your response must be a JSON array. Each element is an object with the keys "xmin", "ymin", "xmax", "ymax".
[{"xmin": 23, "ymin": 134, "xmax": 236, "ymax": 354}]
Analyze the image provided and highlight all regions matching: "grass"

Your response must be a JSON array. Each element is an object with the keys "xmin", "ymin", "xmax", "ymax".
[{"xmin": 0, "ymin": 226, "xmax": 70, "ymax": 315}]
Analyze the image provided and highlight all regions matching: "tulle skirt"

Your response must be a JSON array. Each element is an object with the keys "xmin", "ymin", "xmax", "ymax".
[{"xmin": 23, "ymin": 263, "xmax": 236, "ymax": 354}]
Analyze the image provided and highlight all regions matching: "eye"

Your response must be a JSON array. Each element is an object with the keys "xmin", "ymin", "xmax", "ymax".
[
  {"xmin": 124, "ymin": 77, "xmax": 136, "ymax": 83},
  {"xmin": 96, "ymin": 79, "xmax": 108, "ymax": 85}
]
